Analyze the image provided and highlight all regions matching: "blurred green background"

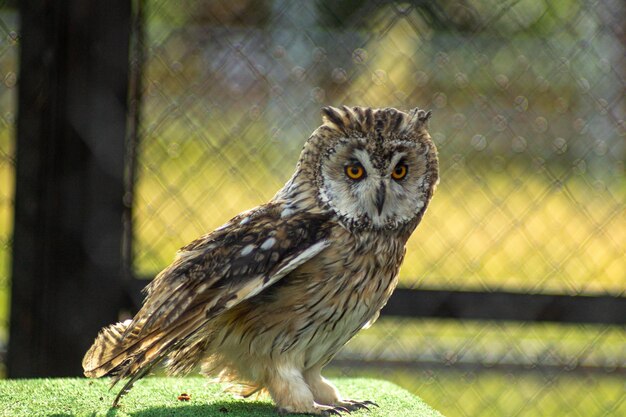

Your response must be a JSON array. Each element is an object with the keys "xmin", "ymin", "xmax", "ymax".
[{"xmin": 0, "ymin": 1, "xmax": 624, "ymax": 416}]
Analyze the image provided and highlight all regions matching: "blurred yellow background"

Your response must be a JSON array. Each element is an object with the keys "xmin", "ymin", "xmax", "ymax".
[{"xmin": 0, "ymin": 1, "xmax": 624, "ymax": 416}]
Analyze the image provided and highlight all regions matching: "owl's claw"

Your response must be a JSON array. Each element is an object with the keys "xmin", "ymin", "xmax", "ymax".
[
  {"xmin": 277, "ymin": 405, "xmax": 352, "ymax": 416},
  {"xmin": 321, "ymin": 405, "xmax": 351, "ymax": 416},
  {"xmin": 342, "ymin": 399, "xmax": 379, "ymax": 411}
]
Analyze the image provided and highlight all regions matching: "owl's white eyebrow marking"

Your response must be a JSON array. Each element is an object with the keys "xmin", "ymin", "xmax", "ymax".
[
  {"xmin": 261, "ymin": 237, "xmax": 276, "ymax": 250},
  {"xmin": 390, "ymin": 152, "xmax": 407, "ymax": 170},
  {"xmin": 240, "ymin": 244, "xmax": 255, "ymax": 256},
  {"xmin": 352, "ymin": 149, "xmax": 375, "ymax": 173}
]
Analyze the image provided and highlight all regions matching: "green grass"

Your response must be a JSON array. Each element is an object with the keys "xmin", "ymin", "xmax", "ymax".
[{"xmin": 0, "ymin": 377, "xmax": 443, "ymax": 417}]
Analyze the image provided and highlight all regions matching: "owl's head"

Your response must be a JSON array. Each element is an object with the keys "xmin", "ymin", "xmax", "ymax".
[{"xmin": 293, "ymin": 106, "xmax": 439, "ymax": 232}]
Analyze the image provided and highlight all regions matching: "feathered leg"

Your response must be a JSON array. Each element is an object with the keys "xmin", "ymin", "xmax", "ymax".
[
  {"xmin": 267, "ymin": 365, "xmax": 315, "ymax": 414},
  {"xmin": 303, "ymin": 367, "xmax": 342, "ymax": 406},
  {"xmin": 266, "ymin": 365, "xmax": 351, "ymax": 416},
  {"xmin": 303, "ymin": 366, "xmax": 378, "ymax": 413}
]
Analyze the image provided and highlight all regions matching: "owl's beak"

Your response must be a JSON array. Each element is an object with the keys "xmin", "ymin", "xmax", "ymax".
[{"xmin": 375, "ymin": 182, "xmax": 386, "ymax": 215}]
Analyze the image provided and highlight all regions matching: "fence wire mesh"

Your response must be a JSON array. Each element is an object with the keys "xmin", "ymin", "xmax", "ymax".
[
  {"xmin": 134, "ymin": 0, "xmax": 625, "ymax": 294},
  {"xmin": 0, "ymin": 0, "xmax": 621, "ymax": 413},
  {"xmin": 140, "ymin": 0, "xmax": 624, "ymax": 416},
  {"xmin": 0, "ymin": 4, "xmax": 18, "ymax": 378},
  {"xmin": 131, "ymin": 0, "xmax": 625, "ymax": 416}
]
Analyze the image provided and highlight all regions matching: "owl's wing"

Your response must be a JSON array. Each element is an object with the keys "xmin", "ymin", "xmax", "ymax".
[
  {"xmin": 138, "ymin": 204, "xmax": 332, "ymax": 333},
  {"xmin": 82, "ymin": 203, "xmax": 333, "ymax": 402}
]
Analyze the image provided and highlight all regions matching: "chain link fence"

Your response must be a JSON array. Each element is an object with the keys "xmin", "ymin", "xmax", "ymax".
[
  {"xmin": 134, "ymin": 0, "xmax": 625, "ymax": 294},
  {"xmin": 0, "ymin": 3, "xmax": 18, "ymax": 378},
  {"xmin": 131, "ymin": 1, "xmax": 625, "ymax": 416},
  {"xmin": 0, "ymin": 0, "xmax": 623, "ymax": 415}
]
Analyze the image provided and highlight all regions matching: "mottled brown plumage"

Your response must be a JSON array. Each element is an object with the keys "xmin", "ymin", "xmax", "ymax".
[{"xmin": 83, "ymin": 106, "xmax": 439, "ymax": 415}]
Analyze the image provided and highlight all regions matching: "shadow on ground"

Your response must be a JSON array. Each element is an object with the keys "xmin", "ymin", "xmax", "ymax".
[
  {"xmin": 130, "ymin": 401, "xmax": 279, "ymax": 417},
  {"xmin": 49, "ymin": 410, "xmax": 119, "ymax": 417}
]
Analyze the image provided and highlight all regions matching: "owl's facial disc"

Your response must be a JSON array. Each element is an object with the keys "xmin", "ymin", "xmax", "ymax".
[{"xmin": 319, "ymin": 140, "xmax": 430, "ymax": 230}]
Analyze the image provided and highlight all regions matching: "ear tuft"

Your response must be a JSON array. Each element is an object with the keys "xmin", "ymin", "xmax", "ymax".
[
  {"xmin": 408, "ymin": 108, "xmax": 432, "ymax": 129},
  {"xmin": 418, "ymin": 109, "xmax": 432, "ymax": 122},
  {"xmin": 321, "ymin": 106, "xmax": 342, "ymax": 125}
]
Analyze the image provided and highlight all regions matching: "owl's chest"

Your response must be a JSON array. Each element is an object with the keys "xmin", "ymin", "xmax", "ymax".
[
  {"xmin": 282, "ymin": 230, "xmax": 405, "ymax": 365},
  {"xmin": 329, "ymin": 229, "xmax": 406, "ymax": 278},
  {"xmin": 297, "ymin": 229, "xmax": 406, "ymax": 321}
]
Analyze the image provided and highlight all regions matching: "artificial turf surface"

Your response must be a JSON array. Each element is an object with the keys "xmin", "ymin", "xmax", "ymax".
[{"xmin": 0, "ymin": 377, "xmax": 444, "ymax": 417}]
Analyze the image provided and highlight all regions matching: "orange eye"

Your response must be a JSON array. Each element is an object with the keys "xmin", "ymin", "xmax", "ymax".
[
  {"xmin": 345, "ymin": 164, "xmax": 365, "ymax": 180},
  {"xmin": 391, "ymin": 163, "xmax": 408, "ymax": 180}
]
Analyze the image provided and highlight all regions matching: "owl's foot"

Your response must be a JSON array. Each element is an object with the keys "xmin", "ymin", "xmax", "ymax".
[
  {"xmin": 301, "ymin": 369, "xmax": 377, "ymax": 414},
  {"xmin": 320, "ymin": 404, "xmax": 353, "ymax": 415},
  {"xmin": 339, "ymin": 399, "xmax": 379, "ymax": 412},
  {"xmin": 277, "ymin": 404, "xmax": 351, "ymax": 416}
]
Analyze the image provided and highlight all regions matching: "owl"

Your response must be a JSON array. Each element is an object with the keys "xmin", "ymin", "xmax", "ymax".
[{"xmin": 83, "ymin": 106, "xmax": 439, "ymax": 415}]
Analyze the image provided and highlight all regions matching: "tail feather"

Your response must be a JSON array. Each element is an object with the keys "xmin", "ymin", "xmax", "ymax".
[
  {"xmin": 82, "ymin": 320, "xmax": 136, "ymax": 378},
  {"xmin": 82, "ymin": 307, "xmax": 209, "ymax": 404},
  {"xmin": 83, "ymin": 320, "xmax": 167, "ymax": 380}
]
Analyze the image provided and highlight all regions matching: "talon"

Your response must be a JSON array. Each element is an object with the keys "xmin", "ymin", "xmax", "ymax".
[
  {"xmin": 343, "ymin": 399, "xmax": 378, "ymax": 411},
  {"xmin": 342, "ymin": 402, "xmax": 365, "ymax": 412},
  {"xmin": 322, "ymin": 405, "xmax": 352, "ymax": 416}
]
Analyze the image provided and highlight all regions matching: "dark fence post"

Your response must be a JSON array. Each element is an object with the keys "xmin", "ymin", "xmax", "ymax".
[{"xmin": 8, "ymin": 0, "xmax": 131, "ymax": 376}]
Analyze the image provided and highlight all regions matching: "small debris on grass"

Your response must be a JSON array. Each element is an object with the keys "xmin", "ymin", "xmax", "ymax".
[{"xmin": 177, "ymin": 392, "xmax": 191, "ymax": 401}]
